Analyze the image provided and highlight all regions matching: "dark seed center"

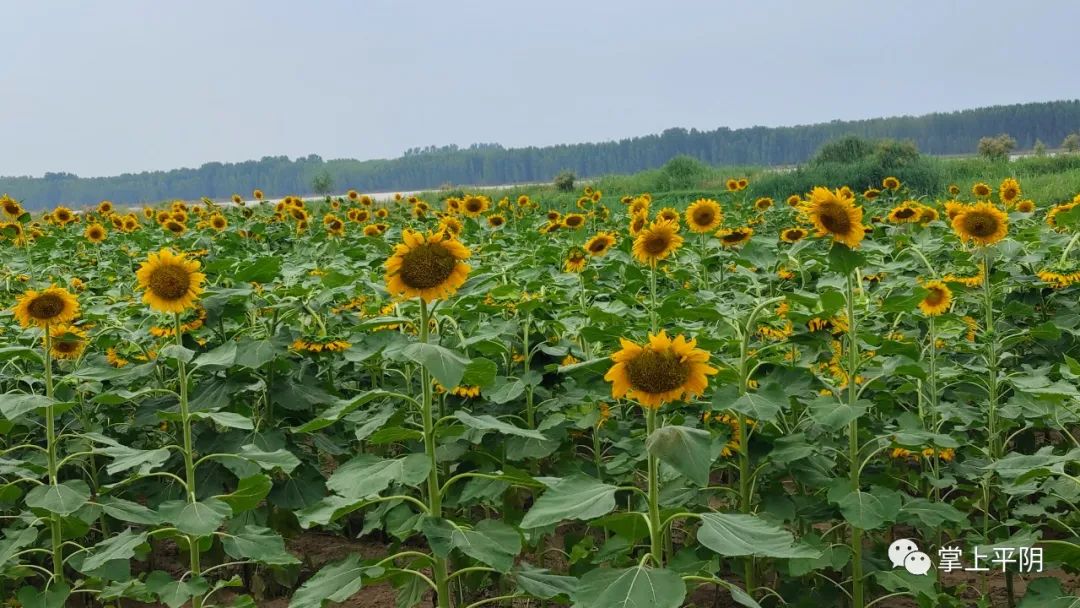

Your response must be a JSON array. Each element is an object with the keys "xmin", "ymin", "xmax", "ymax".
[
  {"xmin": 962, "ymin": 213, "xmax": 997, "ymax": 237},
  {"xmin": 400, "ymin": 243, "xmax": 457, "ymax": 289},
  {"xmin": 626, "ymin": 349, "xmax": 690, "ymax": 394},
  {"xmin": 642, "ymin": 233, "xmax": 670, "ymax": 255},
  {"xmin": 28, "ymin": 294, "xmax": 65, "ymax": 320},
  {"xmin": 819, "ymin": 203, "xmax": 852, "ymax": 234},
  {"xmin": 692, "ymin": 208, "xmax": 715, "ymax": 225},
  {"xmin": 924, "ymin": 287, "xmax": 946, "ymax": 306},
  {"xmin": 148, "ymin": 265, "xmax": 192, "ymax": 300}
]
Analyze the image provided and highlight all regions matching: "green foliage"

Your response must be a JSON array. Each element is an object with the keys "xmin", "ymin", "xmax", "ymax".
[
  {"xmin": 311, "ymin": 169, "xmax": 334, "ymax": 195},
  {"xmin": 554, "ymin": 170, "xmax": 576, "ymax": 192},
  {"xmin": 978, "ymin": 133, "xmax": 1017, "ymax": 161}
]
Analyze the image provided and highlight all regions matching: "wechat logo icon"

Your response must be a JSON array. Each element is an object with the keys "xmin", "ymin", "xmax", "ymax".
[{"xmin": 888, "ymin": 539, "xmax": 932, "ymax": 575}]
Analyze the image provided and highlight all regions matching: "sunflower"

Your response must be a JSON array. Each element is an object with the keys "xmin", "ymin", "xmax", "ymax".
[
  {"xmin": 84, "ymin": 223, "xmax": 107, "ymax": 243},
  {"xmin": 999, "ymin": 178, "xmax": 1021, "ymax": 204},
  {"xmin": 562, "ymin": 213, "xmax": 587, "ymax": 230},
  {"xmin": 47, "ymin": 324, "xmax": 87, "ymax": 360},
  {"xmin": 163, "ymin": 220, "xmax": 187, "ymax": 235},
  {"xmin": 754, "ymin": 197, "xmax": 774, "ymax": 211},
  {"xmin": 786, "ymin": 195, "xmax": 801, "ymax": 208},
  {"xmin": 918, "ymin": 206, "xmax": 939, "ymax": 223},
  {"xmin": 347, "ymin": 190, "xmax": 359, "ymax": 201},
  {"xmin": 629, "ymin": 214, "xmax": 647, "ymax": 236},
  {"xmin": 628, "ymin": 198, "xmax": 650, "ymax": 217},
  {"xmin": 887, "ymin": 202, "xmax": 921, "ymax": 223},
  {"xmin": 1037, "ymin": 269, "xmax": 1080, "ymax": 288},
  {"xmin": 632, "ymin": 219, "xmax": 683, "ymax": 265},
  {"xmin": 780, "ymin": 227, "xmax": 807, "ymax": 243},
  {"xmin": 385, "ymin": 229, "xmax": 471, "ymax": 302},
  {"xmin": 737, "ymin": 178, "xmax": 749, "ymax": 190},
  {"xmin": 13, "ymin": 286, "xmax": 80, "ymax": 328},
  {"xmin": 517, "ymin": 195, "xmax": 531, "ymax": 207},
  {"xmin": 604, "ymin": 331, "xmax": 717, "ymax": 409},
  {"xmin": 657, "ymin": 207, "xmax": 680, "ymax": 223},
  {"xmin": 363, "ymin": 224, "xmax": 382, "ymax": 237},
  {"xmin": 98, "ymin": 200, "xmax": 114, "ymax": 215},
  {"xmin": 585, "ymin": 231, "xmax": 617, "ymax": 257},
  {"xmin": 461, "ymin": 195, "xmax": 490, "ymax": 217},
  {"xmin": 801, "ymin": 187, "xmax": 865, "ymax": 248},
  {"xmin": 882, "ymin": 176, "xmax": 901, "ymax": 190},
  {"xmin": 685, "ymin": 199, "xmax": 723, "ymax": 233},
  {"xmin": 863, "ymin": 188, "xmax": 880, "ymax": 200},
  {"xmin": 951, "ymin": 202, "xmax": 1008, "ymax": 246},
  {"xmin": 972, "ymin": 182, "xmax": 992, "ymax": 198},
  {"xmin": 53, "ymin": 206, "xmax": 75, "ymax": 225},
  {"xmin": 324, "ymin": 215, "xmax": 345, "ymax": 237},
  {"xmin": 943, "ymin": 200, "xmax": 968, "ymax": 220},
  {"xmin": 1016, "ymin": 199, "xmax": 1035, "ymax": 213},
  {"xmin": 918, "ymin": 280, "xmax": 952, "ymax": 316},
  {"xmin": 545, "ymin": 210, "xmax": 561, "ymax": 222},
  {"xmin": 375, "ymin": 208, "xmax": 389, "ymax": 219},
  {"xmin": 359, "ymin": 194, "xmax": 373, "ymax": 207},
  {"xmin": 111, "ymin": 215, "xmax": 125, "ymax": 229},
  {"xmin": 1, "ymin": 195, "xmax": 22, "ymax": 217},
  {"xmin": 439, "ymin": 216, "xmax": 464, "ymax": 237},
  {"xmin": 136, "ymin": 249, "xmax": 206, "ymax": 313},
  {"xmin": 715, "ymin": 226, "xmax": 754, "ymax": 247},
  {"xmin": 253, "ymin": 189, "xmax": 264, "ymax": 200},
  {"xmin": 948, "ymin": 184, "xmax": 961, "ymax": 196},
  {"xmin": 209, "ymin": 214, "xmax": 228, "ymax": 231},
  {"xmin": 564, "ymin": 247, "xmax": 588, "ymax": 273},
  {"xmin": 486, "ymin": 214, "xmax": 506, "ymax": 228}
]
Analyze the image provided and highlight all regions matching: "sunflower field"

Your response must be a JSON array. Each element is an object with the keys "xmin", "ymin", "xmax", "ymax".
[{"xmin": 1, "ymin": 178, "xmax": 1079, "ymax": 608}]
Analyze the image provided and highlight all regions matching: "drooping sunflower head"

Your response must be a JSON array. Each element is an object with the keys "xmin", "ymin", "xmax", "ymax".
[
  {"xmin": 882, "ymin": 176, "xmax": 901, "ymax": 190},
  {"xmin": 887, "ymin": 202, "xmax": 921, "ymax": 224},
  {"xmin": 632, "ymin": 219, "xmax": 683, "ymax": 265},
  {"xmin": 1016, "ymin": 199, "xmax": 1035, "ymax": 213},
  {"xmin": 780, "ymin": 227, "xmax": 807, "ymax": 243},
  {"xmin": 163, "ymin": 220, "xmax": 187, "ymax": 235},
  {"xmin": 657, "ymin": 207, "xmax": 680, "ymax": 224},
  {"xmin": 47, "ymin": 324, "xmax": 87, "ymax": 360},
  {"xmin": 918, "ymin": 206, "xmax": 939, "ymax": 223},
  {"xmin": 715, "ymin": 226, "xmax": 754, "ymax": 247},
  {"xmin": 564, "ymin": 247, "xmax": 588, "ymax": 273},
  {"xmin": 231, "ymin": 194, "xmax": 242, "ymax": 204},
  {"xmin": 999, "ymin": 178, "xmax": 1021, "ymax": 204},
  {"xmin": 1, "ymin": 195, "xmax": 23, "ymax": 217},
  {"xmin": 629, "ymin": 214, "xmax": 647, "ymax": 236},
  {"xmin": 951, "ymin": 202, "xmax": 1008, "ymax": 246},
  {"xmin": 136, "ymin": 249, "xmax": 207, "ymax": 313},
  {"xmin": 686, "ymin": 198, "xmax": 723, "ymax": 233},
  {"xmin": 84, "ymin": 223, "xmax": 107, "ymax": 243},
  {"xmin": 918, "ymin": 280, "xmax": 952, "ymax": 316},
  {"xmin": 604, "ymin": 331, "xmax": 718, "ymax": 409},
  {"xmin": 585, "ymin": 231, "xmax": 617, "ymax": 257},
  {"xmin": 385, "ymin": 229, "xmax": 472, "ymax": 302},
  {"xmin": 562, "ymin": 213, "xmax": 587, "ymax": 230},
  {"xmin": 13, "ymin": 286, "xmax": 80, "ymax": 328},
  {"xmin": 972, "ymin": 182, "xmax": 992, "ymax": 198},
  {"xmin": 802, "ymin": 187, "xmax": 865, "ymax": 248}
]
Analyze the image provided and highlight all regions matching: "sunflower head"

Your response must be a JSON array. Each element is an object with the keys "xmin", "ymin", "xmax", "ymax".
[
  {"xmin": 84, "ymin": 223, "xmax": 107, "ymax": 243},
  {"xmin": 686, "ymin": 198, "xmax": 723, "ymax": 233},
  {"xmin": 564, "ymin": 247, "xmax": 588, "ymax": 273},
  {"xmin": 887, "ymin": 202, "xmax": 920, "ymax": 224},
  {"xmin": 209, "ymin": 214, "xmax": 228, "ymax": 231},
  {"xmin": 786, "ymin": 195, "xmax": 802, "ymax": 208},
  {"xmin": 47, "ymin": 324, "xmax": 87, "ymax": 360},
  {"xmin": 462, "ymin": 195, "xmax": 490, "ymax": 217},
  {"xmin": 951, "ymin": 202, "xmax": 1008, "ymax": 246},
  {"xmin": 1, "ymin": 195, "xmax": 23, "ymax": 217},
  {"xmin": 863, "ymin": 188, "xmax": 880, "ymax": 200},
  {"xmin": 780, "ymin": 227, "xmax": 807, "ymax": 243},
  {"xmin": 54, "ymin": 206, "xmax": 75, "ymax": 225},
  {"xmin": 801, "ymin": 187, "xmax": 866, "ymax": 248},
  {"xmin": 882, "ymin": 176, "xmax": 901, "ymax": 190},
  {"xmin": 562, "ymin": 213, "xmax": 587, "ymax": 230},
  {"xmin": 486, "ymin": 214, "xmax": 506, "ymax": 228},
  {"xmin": 999, "ymin": 178, "xmax": 1021, "ymax": 204},
  {"xmin": 972, "ymin": 183, "xmax": 992, "ymax": 198},
  {"xmin": 585, "ymin": 231, "xmax": 617, "ymax": 257},
  {"xmin": 1016, "ymin": 200, "xmax": 1035, "ymax": 213},
  {"xmin": 737, "ymin": 178, "xmax": 749, "ymax": 190},
  {"xmin": 13, "ymin": 286, "xmax": 80, "ymax": 328},
  {"xmin": 754, "ymin": 197, "xmax": 774, "ymax": 211},
  {"xmin": 363, "ymin": 224, "xmax": 382, "ymax": 237},
  {"xmin": 136, "ymin": 249, "xmax": 207, "ymax": 313},
  {"xmin": 918, "ymin": 280, "xmax": 952, "ymax": 316},
  {"xmin": 253, "ymin": 189, "xmax": 264, "ymax": 200},
  {"xmin": 604, "ymin": 331, "xmax": 718, "ymax": 409},
  {"xmin": 657, "ymin": 207, "xmax": 680, "ymax": 223},
  {"xmin": 632, "ymin": 219, "xmax": 683, "ymax": 265},
  {"xmin": 385, "ymin": 230, "xmax": 472, "ymax": 302},
  {"xmin": 948, "ymin": 184, "xmax": 961, "ymax": 196},
  {"xmin": 98, "ymin": 200, "xmax": 114, "ymax": 215},
  {"xmin": 715, "ymin": 226, "xmax": 754, "ymax": 247}
]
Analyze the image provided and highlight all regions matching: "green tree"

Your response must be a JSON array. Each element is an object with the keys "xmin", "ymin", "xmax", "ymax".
[
  {"xmin": 554, "ymin": 171, "xmax": 575, "ymax": 192},
  {"xmin": 977, "ymin": 133, "xmax": 1017, "ymax": 161},
  {"xmin": 312, "ymin": 170, "xmax": 334, "ymax": 195},
  {"xmin": 1063, "ymin": 133, "xmax": 1080, "ymax": 153},
  {"xmin": 1033, "ymin": 139, "xmax": 1047, "ymax": 157}
]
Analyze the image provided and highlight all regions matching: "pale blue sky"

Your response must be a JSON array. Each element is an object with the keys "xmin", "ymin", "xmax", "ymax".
[{"xmin": 2, "ymin": 0, "xmax": 1078, "ymax": 177}]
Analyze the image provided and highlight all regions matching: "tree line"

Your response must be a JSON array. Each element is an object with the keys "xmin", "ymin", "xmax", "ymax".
[{"xmin": 3, "ymin": 99, "xmax": 1079, "ymax": 208}]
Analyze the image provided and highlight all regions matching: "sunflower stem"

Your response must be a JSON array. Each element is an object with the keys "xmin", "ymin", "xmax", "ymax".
[
  {"xmin": 175, "ymin": 313, "xmax": 203, "ymax": 608},
  {"xmin": 43, "ymin": 327, "xmax": 64, "ymax": 582},
  {"xmin": 845, "ymin": 272, "xmax": 864, "ymax": 608},
  {"xmin": 649, "ymin": 264, "xmax": 659, "ymax": 334},
  {"xmin": 420, "ymin": 300, "xmax": 452, "ymax": 608},
  {"xmin": 645, "ymin": 407, "xmax": 663, "ymax": 567}
]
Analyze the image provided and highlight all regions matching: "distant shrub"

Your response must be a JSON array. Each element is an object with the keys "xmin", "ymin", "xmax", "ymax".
[
  {"xmin": 554, "ymin": 171, "xmax": 576, "ymax": 192},
  {"xmin": 811, "ymin": 136, "xmax": 876, "ymax": 164},
  {"xmin": 655, "ymin": 156, "xmax": 710, "ymax": 191},
  {"xmin": 1063, "ymin": 133, "xmax": 1080, "ymax": 153},
  {"xmin": 977, "ymin": 133, "xmax": 1017, "ymax": 161}
]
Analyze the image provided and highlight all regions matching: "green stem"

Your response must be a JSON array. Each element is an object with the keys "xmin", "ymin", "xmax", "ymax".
[
  {"xmin": 845, "ymin": 272, "xmax": 864, "ymax": 608},
  {"xmin": 649, "ymin": 263, "xmax": 659, "ymax": 334},
  {"xmin": 645, "ymin": 407, "xmax": 663, "ymax": 567},
  {"xmin": 44, "ymin": 328, "xmax": 64, "ymax": 582},
  {"xmin": 737, "ymin": 322, "xmax": 754, "ymax": 593},
  {"xmin": 175, "ymin": 313, "xmax": 202, "ymax": 608},
  {"xmin": 420, "ymin": 300, "xmax": 452, "ymax": 608}
]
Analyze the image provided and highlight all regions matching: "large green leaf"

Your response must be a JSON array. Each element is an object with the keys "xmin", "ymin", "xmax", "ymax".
[
  {"xmin": 835, "ymin": 490, "xmax": 898, "ymax": 530},
  {"xmin": 237, "ymin": 445, "xmax": 300, "ymax": 473},
  {"xmin": 573, "ymin": 565, "xmax": 686, "ymax": 608},
  {"xmin": 454, "ymin": 410, "xmax": 547, "ymax": 440},
  {"xmin": 193, "ymin": 342, "xmax": 237, "ymax": 368},
  {"xmin": 521, "ymin": 475, "xmax": 618, "ymax": 528},
  {"xmin": 898, "ymin": 498, "xmax": 968, "ymax": 528},
  {"xmin": 99, "ymin": 496, "xmax": 161, "ymax": 525},
  {"xmin": 97, "ymin": 444, "xmax": 170, "ymax": 476},
  {"xmin": 513, "ymin": 563, "xmax": 577, "ymax": 599},
  {"xmin": 294, "ymin": 390, "xmax": 395, "ymax": 433},
  {"xmin": 190, "ymin": 411, "xmax": 254, "ymax": 430},
  {"xmin": 460, "ymin": 357, "xmax": 498, "ymax": 387},
  {"xmin": 696, "ymin": 513, "xmax": 819, "ymax": 558},
  {"xmin": 402, "ymin": 342, "xmax": 470, "ymax": 388},
  {"xmin": 158, "ymin": 498, "xmax": 232, "ymax": 537},
  {"xmin": 0, "ymin": 527, "xmax": 40, "ymax": 565},
  {"xmin": 222, "ymin": 525, "xmax": 299, "ymax": 565},
  {"xmin": 217, "ymin": 474, "xmax": 272, "ymax": 513},
  {"xmin": 16, "ymin": 583, "xmax": 70, "ymax": 608},
  {"xmin": 288, "ymin": 554, "xmax": 377, "ymax": 608},
  {"xmin": 25, "ymin": 480, "xmax": 91, "ymax": 516},
  {"xmin": 146, "ymin": 571, "xmax": 209, "ymax": 608},
  {"xmin": 724, "ymin": 383, "xmax": 787, "ymax": 423},
  {"xmin": 326, "ymin": 454, "xmax": 430, "ymax": 499},
  {"xmin": 0, "ymin": 393, "xmax": 54, "ymax": 420},
  {"xmin": 421, "ymin": 518, "xmax": 522, "ymax": 572},
  {"xmin": 646, "ymin": 425, "xmax": 716, "ymax": 486},
  {"xmin": 82, "ymin": 528, "xmax": 147, "ymax": 572}
]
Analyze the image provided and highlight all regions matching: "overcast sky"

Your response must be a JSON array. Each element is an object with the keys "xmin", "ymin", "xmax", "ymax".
[{"xmin": 2, "ymin": 1, "xmax": 1078, "ymax": 177}]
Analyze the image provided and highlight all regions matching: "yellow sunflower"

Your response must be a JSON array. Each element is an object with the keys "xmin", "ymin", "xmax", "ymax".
[
  {"xmin": 385, "ymin": 229, "xmax": 472, "ymax": 302},
  {"xmin": 918, "ymin": 206, "xmax": 939, "ymax": 223},
  {"xmin": 882, "ymin": 176, "xmax": 901, "ymax": 190},
  {"xmin": 629, "ymin": 198, "xmax": 650, "ymax": 217},
  {"xmin": 685, "ymin": 199, "xmax": 723, "ymax": 233},
  {"xmin": 209, "ymin": 214, "xmax": 228, "ymax": 231},
  {"xmin": 136, "ymin": 249, "xmax": 207, "ymax": 313},
  {"xmin": 715, "ymin": 227, "xmax": 754, "ymax": 247},
  {"xmin": 754, "ymin": 197, "xmax": 774, "ymax": 211},
  {"xmin": 1, "ymin": 195, "xmax": 23, "ymax": 217},
  {"xmin": 253, "ymin": 189, "xmax": 264, "ymax": 200},
  {"xmin": 163, "ymin": 220, "xmax": 187, "ymax": 235},
  {"xmin": 918, "ymin": 280, "xmax": 952, "ymax": 316},
  {"xmin": 972, "ymin": 182, "xmax": 992, "ymax": 198},
  {"xmin": 562, "ymin": 213, "xmax": 587, "ymax": 230},
  {"xmin": 948, "ymin": 184, "xmax": 961, "ymax": 196},
  {"xmin": 943, "ymin": 200, "xmax": 968, "ymax": 220},
  {"xmin": 324, "ymin": 214, "xmax": 345, "ymax": 237},
  {"xmin": 439, "ymin": 216, "xmax": 464, "ymax": 237},
  {"xmin": 1016, "ymin": 200, "xmax": 1035, "ymax": 213},
  {"xmin": 461, "ymin": 195, "xmax": 490, "ymax": 218},
  {"xmin": 801, "ymin": 187, "xmax": 865, "ymax": 248},
  {"xmin": 604, "ymin": 331, "xmax": 718, "ymax": 409},
  {"xmin": 780, "ymin": 227, "xmax": 807, "ymax": 243},
  {"xmin": 999, "ymin": 178, "xmax": 1021, "ymax": 205},
  {"xmin": 629, "ymin": 214, "xmax": 647, "ymax": 236},
  {"xmin": 564, "ymin": 247, "xmax": 588, "ymax": 273},
  {"xmin": 786, "ymin": 195, "xmax": 802, "ymax": 208},
  {"xmin": 585, "ymin": 231, "xmax": 617, "ymax": 257},
  {"xmin": 632, "ymin": 219, "xmax": 683, "ymax": 265},
  {"xmin": 951, "ymin": 202, "xmax": 1008, "ymax": 246},
  {"xmin": 737, "ymin": 178, "xmax": 749, "ymax": 190},
  {"xmin": 47, "ymin": 324, "xmax": 87, "ymax": 360},
  {"xmin": 53, "ymin": 206, "xmax": 75, "ymax": 225},
  {"xmin": 363, "ymin": 224, "xmax": 382, "ymax": 237},
  {"xmin": 84, "ymin": 223, "xmax": 107, "ymax": 243},
  {"xmin": 98, "ymin": 200, "xmax": 114, "ymax": 215},
  {"xmin": 13, "ymin": 286, "xmax": 80, "ymax": 328},
  {"xmin": 887, "ymin": 202, "xmax": 921, "ymax": 223},
  {"xmin": 657, "ymin": 207, "xmax": 680, "ymax": 223},
  {"xmin": 863, "ymin": 188, "xmax": 880, "ymax": 200}
]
